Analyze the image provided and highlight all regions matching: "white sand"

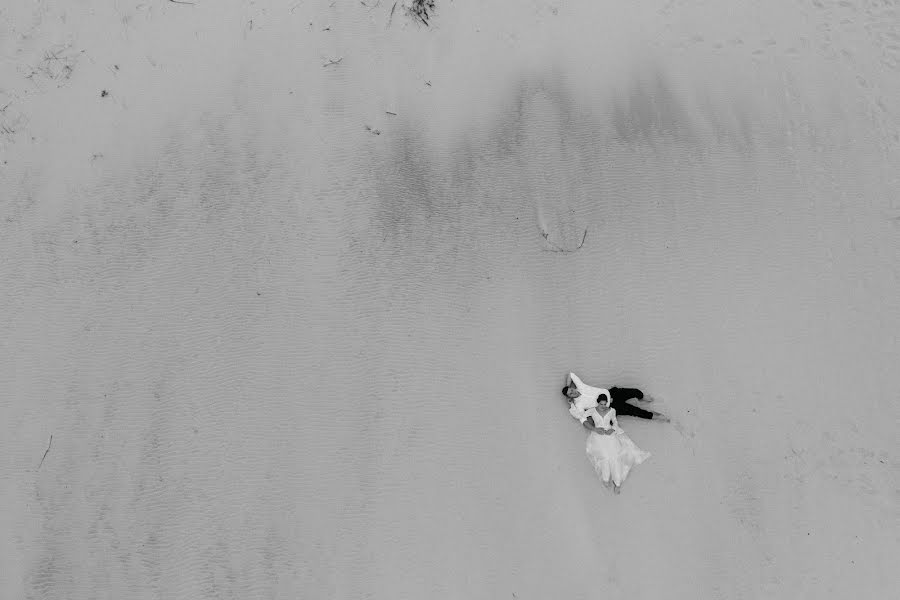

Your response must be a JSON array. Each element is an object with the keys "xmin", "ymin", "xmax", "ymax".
[{"xmin": 2, "ymin": 0, "xmax": 898, "ymax": 598}]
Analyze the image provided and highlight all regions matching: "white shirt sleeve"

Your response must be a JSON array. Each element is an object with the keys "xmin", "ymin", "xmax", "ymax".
[
  {"xmin": 569, "ymin": 401, "xmax": 588, "ymax": 423},
  {"xmin": 584, "ymin": 408, "xmax": 602, "ymax": 426},
  {"xmin": 569, "ymin": 372, "xmax": 608, "ymax": 409},
  {"xmin": 569, "ymin": 372, "xmax": 584, "ymax": 390}
]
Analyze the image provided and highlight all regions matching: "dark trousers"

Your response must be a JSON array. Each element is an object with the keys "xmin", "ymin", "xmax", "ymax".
[
  {"xmin": 608, "ymin": 387, "xmax": 654, "ymax": 420},
  {"xmin": 562, "ymin": 384, "xmax": 655, "ymax": 420}
]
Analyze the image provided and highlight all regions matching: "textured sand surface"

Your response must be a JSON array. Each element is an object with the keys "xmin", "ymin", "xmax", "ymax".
[{"xmin": 2, "ymin": 1, "xmax": 899, "ymax": 598}]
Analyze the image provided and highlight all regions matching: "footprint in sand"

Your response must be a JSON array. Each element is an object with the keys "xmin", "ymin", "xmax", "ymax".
[{"xmin": 671, "ymin": 417, "xmax": 695, "ymax": 440}]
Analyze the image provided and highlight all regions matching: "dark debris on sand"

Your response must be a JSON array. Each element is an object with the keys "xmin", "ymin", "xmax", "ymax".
[{"xmin": 407, "ymin": 0, "xmax": 436, "ymax": 26}]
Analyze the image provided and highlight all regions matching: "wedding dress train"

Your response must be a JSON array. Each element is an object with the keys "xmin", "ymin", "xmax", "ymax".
[{"xmin": 584, "ymin": 407, "xmax": 650, "ymax": 488}]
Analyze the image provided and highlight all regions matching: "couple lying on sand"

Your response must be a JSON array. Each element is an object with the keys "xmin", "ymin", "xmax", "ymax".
[{"xmin": 563, "ymin": 373, "xmax": 669, "ymax": 494}]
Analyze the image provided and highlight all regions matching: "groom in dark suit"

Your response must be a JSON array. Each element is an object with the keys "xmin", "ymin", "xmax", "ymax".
[{"xmin": 562, "ymin": 373, "xmax": 670, "ymax": 422}]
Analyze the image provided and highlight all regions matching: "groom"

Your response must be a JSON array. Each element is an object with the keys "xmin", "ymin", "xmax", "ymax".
[{"xmin": 563, "ymin": 372, "xmax": 670, "ymax": 423}]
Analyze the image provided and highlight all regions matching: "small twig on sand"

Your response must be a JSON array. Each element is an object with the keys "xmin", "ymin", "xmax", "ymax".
[
  {"xmin": 385, "ymin": 111, "xmax": 397, "ymax": 116},
  {"xmin": 168, "ymin": 0, "xmax": 196, "ymax": 5},
  {"xmin": 38, "ymin": 435, "xmax": 53, "ymax": 470},
  {"xmin": 387, "ymin": 1, "xmax": 397, "ymax": 27},
  {"xmin": 538, "ymin": 227, "xmax": 588, "ymax": 253},
  {"xmin": 322, "ymin": 57, "xmax": 343, "ymax": 67},
  {"xmin": 539, "ymin": 228, "xmax": 565, "ymax": 252}
]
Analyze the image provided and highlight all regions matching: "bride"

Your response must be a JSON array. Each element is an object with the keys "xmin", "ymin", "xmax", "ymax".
[{"xmin": 581, "ymin": 392, "xmax": 651, "ymax": 494}]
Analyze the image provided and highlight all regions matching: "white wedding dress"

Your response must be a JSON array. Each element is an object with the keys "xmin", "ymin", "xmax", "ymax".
[{"xmin": 584, "ymin": 407, "xmax": 651, "ymax": 487}]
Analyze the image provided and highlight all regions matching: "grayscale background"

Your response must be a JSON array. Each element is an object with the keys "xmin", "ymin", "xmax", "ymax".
[{"xmin": 1, "ymin": 1, "xmax": 898, "ymax": 598}]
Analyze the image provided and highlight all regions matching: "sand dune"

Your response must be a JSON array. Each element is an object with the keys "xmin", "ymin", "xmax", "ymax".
[{"xmin": 1, "ymin": 1, "xmax": 898, "ymax": 598}]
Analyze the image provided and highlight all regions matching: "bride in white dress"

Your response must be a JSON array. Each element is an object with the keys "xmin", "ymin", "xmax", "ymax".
[{"xmin": 582, "ymin": 394, "xmax": 651, "ymax": 494}]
